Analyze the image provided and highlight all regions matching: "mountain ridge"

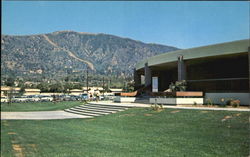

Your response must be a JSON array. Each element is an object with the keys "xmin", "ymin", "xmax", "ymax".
[{"xmin": 1, "ymin": 31, "xmax": 180, "ymax": 80}]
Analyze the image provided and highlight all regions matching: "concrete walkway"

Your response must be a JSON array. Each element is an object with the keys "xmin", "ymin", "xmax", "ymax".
[
  {"xmin": 1, "ymin": 101, "xmax": 249, "ymax": 120},
  {"xmin": 89, "ymin": 101, "xmax": 250, "ymax": 112},
  {"xmin": 89, "ymin": 101, "xmax": 151, "ymax": 108},
  {"xmin": 1, "ymin": 111, "xmax": 92, "ymax": 120}
]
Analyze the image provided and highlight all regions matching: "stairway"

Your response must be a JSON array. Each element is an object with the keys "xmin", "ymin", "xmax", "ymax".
[{"xmin": 64, "ymin": 103, "xmax": 130, "ymax": 117}]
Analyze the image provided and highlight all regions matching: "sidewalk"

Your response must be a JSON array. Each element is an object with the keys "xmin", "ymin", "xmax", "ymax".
[
  {"xmin": 1, "ymin": 101, "xmax": 249, "ymax": 120},
  {"xmin": 1, "ymin": 111, "xmax": 92, "ymax": 120},
  {"xmin": 89, "ymin": 101, "xmax": 250, "ymax": 112}
]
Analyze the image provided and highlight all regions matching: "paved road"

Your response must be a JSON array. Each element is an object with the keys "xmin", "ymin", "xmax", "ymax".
[{"xmin": 1, "ymin": 111, "xmax": 92, "ymax": 120}]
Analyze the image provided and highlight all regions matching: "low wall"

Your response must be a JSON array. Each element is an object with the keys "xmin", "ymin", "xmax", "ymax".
[
  {"xmin": 149, "ymin": 98, "xmax": 203, "ymax": 105},
  {"xmin": 205, "ymin": 93, "xmax": 249, "ymax": 106},
  {"xmin": 113, "ymin": 96, "xmax": 136, "ymax": 103}
]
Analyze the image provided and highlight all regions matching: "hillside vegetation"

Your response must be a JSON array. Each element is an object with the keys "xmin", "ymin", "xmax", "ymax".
[{"xmin": 1, "ymin": 31, "xmax": 179, "ymax": 80}]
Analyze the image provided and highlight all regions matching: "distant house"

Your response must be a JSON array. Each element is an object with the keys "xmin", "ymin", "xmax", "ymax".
[
  {"xmin": 1, "ymin": 86, "xmax": 21, "ymax": 96},
  {"xmin": 1, "ymin": 91, "xmax": 5, "ymax": 97},
  {"xmin": 23, "ymin": 81, "xmax": 40, "ymax": 87},
  {"xmin": 70, "ymin": 89, "xmax": 84, "ymax": 96},
  {"xmin": 24, "ymin": 89, "xmax": 41, "ymax": 96},
  {"xmin": 109, "ymin": 88, "xmax": 123, "ymax": 94},
  {"xmin": 82, "ymin": 87, "xmax": 104, "ymax": 95}
]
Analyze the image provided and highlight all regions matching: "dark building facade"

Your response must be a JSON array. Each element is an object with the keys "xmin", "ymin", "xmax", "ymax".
[{"xmin": 135, "ymin": 39, "xmax": 249, "ymax": 105}]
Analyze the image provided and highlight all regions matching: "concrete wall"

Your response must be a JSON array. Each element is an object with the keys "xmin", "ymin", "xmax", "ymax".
[
  {"xmin": 205, "ymin": 93, "xmax": 249, "ymax": 106},
  {"xmin": 114, "ymin": 96, "xmax": 136, "ymax": 103},
  {"xmin": 149, "ymin": 98, "xmax": 203, "ymax": 105}
]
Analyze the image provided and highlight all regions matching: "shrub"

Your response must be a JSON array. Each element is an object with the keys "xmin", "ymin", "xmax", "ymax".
[
  {"xmin": 227, "ymin": 99, "xmax": 240, "ymax": 108},
  {"xmin": 169, "ymin": 80, "xmax": 187, "ymax": 92},
  {"xmin": 151, "ymin": 103, "xmax": 164, "ymax": 111},
  {"xmin": 226, "ymin": 98, "xmax": 233, "ymax": 106},
  {"xmin": 220, "ymin": 98, "xmax": 227, "ymax": 107},
  {"xmin": 205, "ymin": 98, "xmax": 213, "ymax": 106}
]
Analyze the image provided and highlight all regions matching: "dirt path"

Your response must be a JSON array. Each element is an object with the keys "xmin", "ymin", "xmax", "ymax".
[{"xmin": 42, "ymin": 34, "xmax": 95, "ymax": 70}]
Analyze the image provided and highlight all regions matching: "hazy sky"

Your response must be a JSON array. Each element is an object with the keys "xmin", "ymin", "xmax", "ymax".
[{"xmin": 2, "ymin": 1, "xmax": 249, "ymax": 48}]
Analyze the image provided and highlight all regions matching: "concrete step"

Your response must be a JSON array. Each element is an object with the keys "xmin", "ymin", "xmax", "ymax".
[
  {"xmin": 81, "ymin": 105, "xmax": 127, "ymax": 111},
  {"xmin": 65, "ymin": 109, "xmax": 102, "ymax": 117},
  {"xmin": 68, "ymin": 108, "xmax": 110, "ymax": 115},
  {"xmin": 73, "ymin": 106, "xmax": 121, "ymax": 113},
  {"xmin": 69, "ymin": 107, "xmax": 118, "ymax": 114},
  {"xmin": 64, "ymin": 103, "xmax": 130, "ymax": 117},
  {"xmin": 76, "ymin": 105, "xmax": 127, "ymax": 112},
  {"xmin": 84, "ymin": 103, "xmax": 132, "ymax": 108}
]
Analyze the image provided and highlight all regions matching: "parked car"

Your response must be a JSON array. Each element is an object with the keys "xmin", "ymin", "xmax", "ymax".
[
  {"xmin": 95, "ymin": 95, "xmax": 104, "ymax": 101},
  {"xmin": 60, "ymin": 95, "xmax": 71, "ymax": 101},
  {"xmin": 1, "ymin": 96, "xmax": 8, "ymax": 103},
  {"xmin": 26, "ymin": 95, "xmax": 40, "ymax": 102},
  {"xmin": 69, "ymin": 95, "xmax": 81, "ymax": 101},
  {"xmin": 80, "ymin": 93, "xmax": 89, "ymax": 100},
  {"xmin": 39, "ymin": 95, "xmax": 53, "ymax": 102},
  {"xmin": 12, "ymin": 96, "xmax": 28, "ymax": 103}
]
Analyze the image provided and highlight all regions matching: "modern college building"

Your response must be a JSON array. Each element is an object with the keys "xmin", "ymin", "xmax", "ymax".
[{"xmin": 134, "ymin": 39, "xmax": 249, "ymax": 105}]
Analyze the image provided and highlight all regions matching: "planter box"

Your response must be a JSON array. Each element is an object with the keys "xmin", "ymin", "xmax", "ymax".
[
  {"xmin": 114, "ymin": 96, "xmax": 136, "ymax": 103},
  {"xmin": 174, "ymin": 91, "xmax": 203, "ymax": 97},
  {"xmin": 149, "ymin": 98, "xmax": 203, "ymax": 105}
]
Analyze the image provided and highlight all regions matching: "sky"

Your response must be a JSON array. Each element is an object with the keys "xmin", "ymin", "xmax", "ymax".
[{"xmin": 2, "ymin": 1, "xmax": 249, "ymax": 49}]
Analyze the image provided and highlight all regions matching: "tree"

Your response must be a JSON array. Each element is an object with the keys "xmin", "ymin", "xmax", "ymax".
[
  {"xmin": 49, "ymin": 82, "xmax": 64, "ymax": 93},
  {"xmin": 4, "ymin": 87, "xmax": 14, "ymax": 105},
  {"xmin": 64, "ymin": 83, "xmax": 74, "ymax": 93},
  {"xmin": 5, "ymin": 77, "xmax": 15, "ymax": 86},
  {"xmin": 19, "ymin": 86, "xmax": 25, "ymax": 96},
  {"xmin": 37, "ymin": 83, "xmax": 50, "ymax": 92}
]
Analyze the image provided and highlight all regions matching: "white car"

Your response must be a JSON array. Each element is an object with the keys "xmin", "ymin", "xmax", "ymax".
[
  {"xmin": 1, "ymin": 96, "xmax": 8, "ymax": 103},
  {"xmin": 13, "ymin": 96, "xmax": 28, "ymax": 103},
  {"xmin": 26, "ymin": 95, "xmax": 40, "ymax": 102},
  {"xmin": 39, "ymin": 95, "xmax": 53, "ymax": 102}
]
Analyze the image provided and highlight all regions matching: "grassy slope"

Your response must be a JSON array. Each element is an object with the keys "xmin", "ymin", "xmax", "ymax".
[
  {"xmin": 1, "ymin": 108, "xmax": 249, "ymax": 157},
  {"xmin": 1, "ymin": 101, "xmax": 83, "ymax": 112}
]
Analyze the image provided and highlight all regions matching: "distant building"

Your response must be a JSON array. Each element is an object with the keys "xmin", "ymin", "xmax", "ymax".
[
  {"xmin": 108, "ymin": 88, "xmax": 123, "ymax": 94},
  {"xmin": 24, "ymin": 81, "xmax": 39, "ymax": 87},
  {"xmin": 24, "ymin": 89, "xmax": 41, "ymax": 96},
  {"xmin": 82, "ymin": 87, "xmax": 104, "ymax": 95},
  {"xmin": 70, "ymin": 89, "xmax": 84, "ymax": 96},
  {"xmin": 1, "ymin": 86, "xmax": 21, "ymax": 96}
]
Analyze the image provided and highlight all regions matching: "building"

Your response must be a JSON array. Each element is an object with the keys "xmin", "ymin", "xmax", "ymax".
[
  {"xmin": 24, "ymin": 89, "xmax": 41, "ymax": 96},
  {"xmin": 82, "ymin": 87, "xmax": 104, "ymax": 95},
  {"xmin": 134, "ymin": 39, "xmax": 249, "ymax": 105},
  {"xmin": 109, "ymin": 88, "xmax": 123, "ymax": 94},
  {"xmin": 1, "ymin": 86, "xmax": 21, "ymax": 96},
  {"xmin": 69, "ymin": 89, "xmax": 84, "ymax": 96}
]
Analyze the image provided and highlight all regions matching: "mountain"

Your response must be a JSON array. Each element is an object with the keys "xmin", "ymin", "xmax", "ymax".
[{"xmin": 1, "ymin": 31, "xmax": 179, "ymax": 80}]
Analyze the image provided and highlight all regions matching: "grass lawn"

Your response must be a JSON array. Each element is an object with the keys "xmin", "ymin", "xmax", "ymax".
[
  {"xmin": 1, "ymin": 108, "xmax": 249, "ymax": 157},
  {"xmin": 1, "ymin": 101, "xmax": 84, "ymax": 112}
]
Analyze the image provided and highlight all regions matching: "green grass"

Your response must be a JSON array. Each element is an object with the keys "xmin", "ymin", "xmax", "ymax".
[
  {"xmin": 1, "ymin": 101, "xmax": 84, "ymax": 111},
  {"xmin": 1, "ymin": 108, "xmax": 249, "ymax": 157}
]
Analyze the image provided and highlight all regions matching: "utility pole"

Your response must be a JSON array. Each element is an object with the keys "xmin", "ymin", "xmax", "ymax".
[
  {"xmin": 124, "ymin": 81, "xmax": 126, "ymax": 92},
  {"xmin": 102, "ymin": 77, "xmax": 105, "ymax": 97},
  {"xmin": 110, "ymin": 78, "xmax": 111, "ymax": 88},
  {"xmin": 86, "ymin": 67, "xmax": 89, "ymax": 94}
]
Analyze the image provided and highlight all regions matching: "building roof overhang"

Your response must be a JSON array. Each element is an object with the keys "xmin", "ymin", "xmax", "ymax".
[{"xmin": 135, "ymin": 39, "xmax": 249, "ymax": 71}]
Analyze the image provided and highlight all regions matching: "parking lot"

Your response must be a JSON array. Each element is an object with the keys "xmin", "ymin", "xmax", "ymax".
[{"xmin": 1, "ymin": 93, "xmax": 110, "ymax": 103}]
